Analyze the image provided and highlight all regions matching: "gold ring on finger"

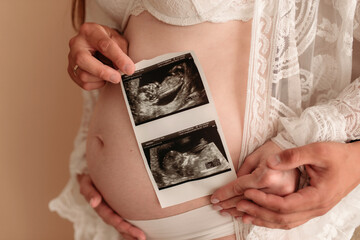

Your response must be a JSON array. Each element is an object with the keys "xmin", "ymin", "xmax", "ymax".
[{"xmin": 73, "ymin": 64, "xmax": 79, "ymax": 77}]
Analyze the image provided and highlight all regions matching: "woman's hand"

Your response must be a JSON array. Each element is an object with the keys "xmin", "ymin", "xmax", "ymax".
[
  {"xmin": 68, "ymin": 23, "xmax": 135, "ymax": 90},
  {"xmin": 210, "ymin": 141, "xmax": 299, "ymax": 219},
  {"xmin": 77, "ymin": 174, "xmax": 146, "ymax": 240},
  {"xmin": 232, "ymin": 141, "xmax": 360, "ymax": 229}
]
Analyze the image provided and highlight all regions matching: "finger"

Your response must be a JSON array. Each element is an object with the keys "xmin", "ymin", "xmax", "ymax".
[
  {"xmin": 115, "ymin": 220, "xmax": 146, "ymax": 240},
  {"xmin": 78, "ymin": 174, "xmax": 102, "ymax": 207},
  {"xmin": 211, "ymin": 170, "xmax": 266, "ymax": 203},
  {"xmin": 68, "ymin": 57, "xmax": 106, "ymax": 90},
  {"xmin": 94, "ymin": 201, "xmax": 146, "ymax": 240},
  {"xmin": 95, "ymin": 202, "xmax": 126, "ymax": 227},
  {"xmin": 220, "ymin": 208, "xmax": 245, "ymax": 218},
  {"xmin": 73, "ymin": 50, "xmax": 122, "ymax": 84},
  {"xmin": 237, "ymin": 199, "xmax": 327, "ymax": 228},
  {"xmin": 244, "ymin": 187, "xmax": 323, "ymax": 213},
  {"xmin": 237, "ymin": 155, "xmax": 259, "ymax": 177},
  {"xmin": 267, "ymin": 144, "xmax": 326, "ymax": 170},
  {"xmin": 125, "ymin": 225, "xmax": 147, "ymax": 240},
  {"xmin": 76, "ymin": 68, "xmax": 104, "ymax": 83},
  {"xmin": 213, "ymin": 196, "xmax": 244, "ymax": 210},
  {"xmin": 80, "ymin": 24, "xmax": 135, "ymax": 75},
  {"xmin": 244, "ymin": 213, "xmax": 308, "ymax": 229}
]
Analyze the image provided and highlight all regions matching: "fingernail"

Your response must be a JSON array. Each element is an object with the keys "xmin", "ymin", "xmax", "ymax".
[
  {"xmin": 123, "ymin": 64, "xmax": 133, "ymax": 75},
  {"xmin": 90, "ymin": 197, "xmax": 101, "ymax": 208},
  {"xmin": 268, "ymin": 155, "xmax": 281, "ymax": 167},
  {"xmin": 109, "ymin": 74, "xmax": 120, "ymax": 83},
  {"xmin": 210, "ymin": 198, "xmax": 220, "ymax": 204},
  {"xmin": 212, "ymin": 205, "xmax": 223, "ymax": 211},
  {"xmin": 220, "ymin": 212, "xmax": 231, "ymax": 217}
]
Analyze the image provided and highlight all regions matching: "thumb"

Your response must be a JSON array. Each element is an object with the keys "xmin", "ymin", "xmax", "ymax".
[{"xmin": 267, "ymin": 146, "xmax": 318, "ymax": 170}]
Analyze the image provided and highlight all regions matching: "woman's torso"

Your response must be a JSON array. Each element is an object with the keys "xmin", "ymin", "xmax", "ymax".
[{"xmin": 86, "ymin": 10, "xmax": 251, "ymax": 237}]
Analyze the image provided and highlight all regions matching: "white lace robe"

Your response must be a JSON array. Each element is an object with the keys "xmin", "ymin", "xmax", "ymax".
[{"xmin": 49, "ymin": 0, "xmax": 360, "ymax": 239}]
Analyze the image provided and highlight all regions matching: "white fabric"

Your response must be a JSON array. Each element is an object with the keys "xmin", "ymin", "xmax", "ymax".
[
  {"xmin": 92, "ymin": 0, "xmax": 254, "ymax": 30},
  {"xmin": 49, "ymin": 0, "xmax": 360, "ymax": 239},
  {"xmin": 127, "ymin": 205, "xmax": 235, "ymax": 240}
]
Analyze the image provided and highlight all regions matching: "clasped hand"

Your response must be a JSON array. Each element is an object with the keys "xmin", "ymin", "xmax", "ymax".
[
  {"xmin": 211, "ymin": 141, "xmax": 300, "ymax": 226},
  {"xmin": 211, "ymin": 141, "xmax": 360, "ymax": 230}
]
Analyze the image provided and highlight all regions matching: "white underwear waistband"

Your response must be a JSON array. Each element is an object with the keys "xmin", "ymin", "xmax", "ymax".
[{"xmin": 127, "ymin": 205, "xmax": 235, "ymax": 240}]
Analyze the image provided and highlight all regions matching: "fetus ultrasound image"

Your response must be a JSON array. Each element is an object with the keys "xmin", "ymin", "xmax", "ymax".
[
  {"xmin": 142, "ymin": 121, "xmax": 231, "ymax": 190},
  {"xmin": 122, "ymin": 54, "xmax": 209, "ymax": 125}
]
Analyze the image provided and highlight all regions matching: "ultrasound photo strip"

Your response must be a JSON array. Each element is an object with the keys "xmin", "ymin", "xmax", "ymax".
[
  {"xmin": 122, "ymin": 53, "xmax": 209, "ymax": 125},
  {"xmin": 142, "ymin": 120, "xmax": 231, "ymax": 190},
  {"xmin": 120, "ymin": 52, "xmax": 236, "ymax": 208}
]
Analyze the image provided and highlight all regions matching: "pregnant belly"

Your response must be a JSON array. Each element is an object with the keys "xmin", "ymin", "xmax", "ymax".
[{"xmin": 86, "ymin": 11, "xmax": 251, "ymax": 221}]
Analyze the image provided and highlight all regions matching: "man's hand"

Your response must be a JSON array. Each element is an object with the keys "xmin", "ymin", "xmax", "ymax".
[
  {"xmin": 232, "ymin": 142, "xmax": 360, "ymax": 229},
  {"xmin": 211, "ymin": 141, "xmax": 299, "ymax": 219}
]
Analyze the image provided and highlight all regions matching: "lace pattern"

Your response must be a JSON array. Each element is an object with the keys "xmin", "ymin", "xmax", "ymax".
[{"xmin": 95, "ymin": 0, "xmax": 255, "ymax": 31}]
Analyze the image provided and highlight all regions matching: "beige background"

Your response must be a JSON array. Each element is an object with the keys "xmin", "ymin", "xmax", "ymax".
[{"xmin": 0, "ymin": 0, "xmax": 79, "ymax": 239}]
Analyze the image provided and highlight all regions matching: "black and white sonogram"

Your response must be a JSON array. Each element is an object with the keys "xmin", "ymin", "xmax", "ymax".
[
  {"xmin": 142, "ymin": 121, "xmax": 231, "ymax": 190},
  {"xmin": 122, "ymin": 53, "xmax": 209, "ymax": 125}
]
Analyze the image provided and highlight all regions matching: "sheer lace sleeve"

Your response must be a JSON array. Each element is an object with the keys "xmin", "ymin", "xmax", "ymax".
[
  {"xmin": 272, "ymin": 77, "xmax": 360, "ymax": 148},
  {"xmin": 272, "ymin": 0, "xmax": 360, "ymax": 149}
]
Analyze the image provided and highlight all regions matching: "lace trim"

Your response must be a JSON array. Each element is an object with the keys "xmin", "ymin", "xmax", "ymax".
[{"xmin": 124, "ymin": 0, "xmax": 254, "ymax": 28}]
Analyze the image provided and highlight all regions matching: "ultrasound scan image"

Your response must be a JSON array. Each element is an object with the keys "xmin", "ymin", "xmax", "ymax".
[
  {"xmin": 143, "ymin": 123, "xmax": 231, "ymax": 189},
  {"xmin": 123, "ymin": 55, "xmax": 209, "ymax": 125}
]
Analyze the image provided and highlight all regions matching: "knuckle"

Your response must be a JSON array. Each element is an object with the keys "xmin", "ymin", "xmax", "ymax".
[
  {"xmin": 118, "ymin": 223, "xmax": 130, "ymax": 233},
  {"xmin": 312, "ymin": 142, "xmax": 330, "ymax": 158},
  {"xmin": 282, "ymin": 148, "xmax": 301, "ymax": 165},
  {"xmin": 68, "ymin": 36, "xmax": 76, "ymax": 48},
  {"xmin": 98, "ymin": 67, "xmax": 108, "ymax": 80},
  {"xmin": 233, "ymin": 183, "xmax": 243, "ymax": 195},
  {"xmin": 77, "ymin": 71, "xmax": 87, "ymax": 83},
  {"xmin": 221, "ymin": 201, "xmax": 234, "ymax": 209},
  {"xmin": 98, "ymin": 38, "xmax": 112, "ymax": 52},
  {"xmin": 74, "ymin": 52, "xmax": 87, "ymax": 66},
  {"xmin": 261, "ymin": 171, "xmax": 275, "ymax": 186},
  {"xmin": 79, "ymin": 22, "xmax": 95, "ymax": 36}
]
